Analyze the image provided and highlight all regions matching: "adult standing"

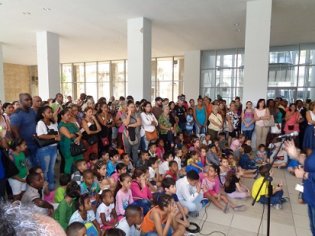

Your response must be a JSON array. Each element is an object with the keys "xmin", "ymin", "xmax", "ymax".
[
  {"xmin": 267, "ymin": 99, "xmax": 283, "ymax": 145},
  {"xmin": 254, "ymin": 99, "xmax": 270, "ymax": 148},
  {"xmin": 283, "ymin": 104, "xmax": 302, "ymax": 146},
  {"xmin": 241, "ymin": 101, "xmax": 255, "ymax": 141},
  {"xmin": 122, "ymin": 101, "xmax": 141, "ymax": 163},
  {"xmin": 97, "ymin": 102, "xmax": 114, "ymax": 152},
  {"xmin": 303, "ymin": 101, "xmax": 315, "ymax": 150},
  {"xmin": 140, "ymin": 101, "xmax": 158, "ymax": 151},
  {"xmin": 159, "ymin": 105, "xmax": 174, "ymax": 149},
  {"xmin": 226, "ymin": 102, "xmax": 241, "ymax": 144},
  {"xmin": 36, "ymin": 106, "xmax": 60, "ymax": 191},
  {"xmin": 174, "ymin": 97, "xmax": 186, "ymax": 133},
  {"xmin": 58, "ymin": 108, "xmax": 83, "ymax": 174},
  {"xmin": 32, "ymin": 96, "xmax": 42, "ymax": 114},
  {"xmin": 208, "ymin": 105, "xmax": 223, "ymax": 140},
  {"xmin": 81, "ymin": 107, "xmax": 101, "ymax": 162},
  {"xmin": 285, "ymin": 140, "xmax": 315, "ymax": 235},
  {"xmin": 193, "ymin": 98, "xmax": 207, "ymax": 136},
  {"xmin": 152, "ymin": 97, "xmax": 163, "ymax": 120},
  {"xmin": 296, "ymin": 100, "xmax": 307, "ymax": 148},
  {"xmin": 10, "ymin": 93, "xmax": 38, "ymax": 166}
]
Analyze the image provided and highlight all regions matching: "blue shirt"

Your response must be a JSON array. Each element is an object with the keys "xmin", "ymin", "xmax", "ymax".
[
  {"xmin": 107, "ymin": 160, "xmax": 116, "ymax": 176},
  {"xmin": 303, "ymin": 151, "xmax": 315, "ymax": 207},
  {"xmin": 10, "ymin": 108, "xmax": 37, "ymax": 147}
]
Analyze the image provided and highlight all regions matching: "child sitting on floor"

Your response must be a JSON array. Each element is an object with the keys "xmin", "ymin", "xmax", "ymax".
[
  {"xmin": 72, "ymin": 159, "xmax": 87, "ymax": 185},
  {"xmin": 224, "ymin": 171, "xmax": 250, "ymax": 199},
  {"xmin": 94, "ymin": 160, "xmax": 114, "ymax": 193},
  {"xmin": 255, "ymin": 144, "xmax": 268, "ymax": 164},
  {"xmin": 96, "ymin": 189, "xmax": 118, "ymax": 230},
  {"xmin": 120, "ymin": 152, "xmax": 134, "ymax": 173},
  {"xmin": 80, "ymin": 170, "xmax": 100, "ymax": 207},
  {"xmin": 54, "ymin": 173, "xmax": 71, "ymax": 204},
  {"xmin": 252, "ymin": 164, "xmax": 285, "ymax": 209},
  {"xmin": 107, "ymin": 149, "xmax": 120, "ymax": 177},
  {"xmin": 115, "ymin": 173, "xmax": 134, "ymax": 219},
  {"xmin": 116, "ymin": 205, "xmax": 143, "ymax": 236},
  {"xmin": 136, "ymin": 151, "xmax": 150, "ymax": 168},
  {"xmin": 239, "ymin": 144, "xmax": 257, "ymax": 170},
  {"xmin": 186, "ymin": 150, "xmax": 203, "ymax": 174},
  {"xmin": 164, "ymin": 161, "xmax": 179, "ymax": 181},
  {"xmin": 111, "ymin": 163, "xmax": 127, "ymax": 182},
  {"xmin": 202, "ymin": 165, "xmax": 245, "ymax": 213},
  {"xmin": 54, "ymin": 181, "xmax": 81, "ymax": 229},
  {"xmin": 159, "ymin": 152, "xmax": 174, "ymax": 176}
]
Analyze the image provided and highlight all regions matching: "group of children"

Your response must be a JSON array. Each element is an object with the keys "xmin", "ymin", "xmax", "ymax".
[{"xmin": 6, "ymin": 131, "xmax": 291, "ymax": 236}]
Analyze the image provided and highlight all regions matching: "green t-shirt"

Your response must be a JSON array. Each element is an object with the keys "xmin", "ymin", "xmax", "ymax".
[
  {"xmin": 54, "ymin": 199, "xmax": 76, "ymax": 230},
  {"xmin": 54, "ymin": 186, "xmax": 66, "ymax": 203},
  {"xmin": 13, "ymin": 152, "xmax": 27, "ymax": 179},
  {"xmin": 158, "ymin": 114, "xmax": 172, "ymax": 135}
]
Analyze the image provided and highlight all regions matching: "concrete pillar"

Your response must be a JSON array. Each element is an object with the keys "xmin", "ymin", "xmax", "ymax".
[
  {"xmin": 183, "ymin": 50, "xmax": 201, "ymax": 100},
  {"xmin": 127, "ymin": 17, "xmax": 151, "ymax": 101},
  {"xmin": 36, "ymin": 31, "xmax": 60, "ymax": 100},
  {"xmin": 243, "ymin": 0, "xmax": 272, "ymax": 104},
  {"xmin": 0, "ymin": 45, "xmax": 4, "ymax": 102}
]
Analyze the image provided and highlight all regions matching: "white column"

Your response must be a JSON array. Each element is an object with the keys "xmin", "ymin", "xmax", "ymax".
[
  {"xmin": 127, "ymin": 17, "xmax": 151, "ymax": 101},
  {"xmin": 183, "ymin": 50, "xmax": 201, "ymax": 100},
  {"xmin": 0, "ymin": 44, "xmax": 4, "ymax": 102},
  {"xmin": 36, "ymin": 31, "xmax": 60, "ymax": 100},
  {"xmin": 243, "ymin": 0, "xmax": 272, "ymax": 104}
]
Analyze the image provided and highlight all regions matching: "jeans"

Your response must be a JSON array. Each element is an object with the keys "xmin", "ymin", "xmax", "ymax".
[
  {"xmin": 27, "ymin": 145, "xmax": 39, "ymax": 167},
  {"xmin": 243, "ymin": 129, "xmax": 254, "ymax": 141},
  {"xmin": 308, "ymin": 205, "xmax": 315, "ymax": 236},
  {"xmin": 141, "ymin": 135, "xmax": 150, "ymax": 151},
  {"xmin": 37, "ymin": 145, "xmax": 58, "ymax": 191},
  {"xmin": 259, "ymin": 190, "xmax": 283, "ymax": 205},
  {"xmin": 131, "ymin": 199, "xmax": 151, "ymax": 216},
  {"xmin": 122, "ymin": 135, "xmax": 140, "ymax": 164},
  {"xmin": 195, "ymin": 125, "xmax": 206, "ymax": 137},
  {"xmin": 179, "ymin": 192, "xmax": 203, "ymax": 212},
  {"xmin": 0, "ymin": 179, "xmax": 6, "ymax": 201}
]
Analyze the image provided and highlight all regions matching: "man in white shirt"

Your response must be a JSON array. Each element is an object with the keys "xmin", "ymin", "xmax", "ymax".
[{"xmin": 176, "ymin": 170, "xmax": 203, "ymax": 216}]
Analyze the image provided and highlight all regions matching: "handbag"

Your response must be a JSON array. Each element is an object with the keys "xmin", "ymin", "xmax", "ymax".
[
  {"xmin": 70, "ymin": 142, "xmax": 87, "ymax": 156},
  {"xmin": 145, "ymin": 129, "xmax": 158, "ymax": 141},
  {"xmin": 34, "ymin": 122, "xmax": 58, "ymax": 148},
  {"xmin": 271, "ymin": 123, "xmax": 282, "ymax": 134},
  {"xmin": 0, "ymin": 148, "xmax": 19, "ymax": 178},
  {"xmin": 86, "ymin": 135, "xmax": 98, "ymax": 145},
  {"xmin": 263, "ymin": 115, "xmax": 275, "ymax": 127},
  {"xmin": 101, "ymin": 137, "xmax": 110, "ymax": 146}
]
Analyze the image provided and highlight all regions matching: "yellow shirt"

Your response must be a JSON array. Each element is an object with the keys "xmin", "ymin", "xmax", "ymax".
[{"xmin": 251, "ymin": 176, "xmax": 268, "ymax": 201}]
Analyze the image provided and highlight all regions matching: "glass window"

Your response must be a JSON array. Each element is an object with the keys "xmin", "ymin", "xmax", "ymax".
[
  {"xmin": 157, "ymin": 58, "xmax": 173, "ymax": 81},
  {"xmin": 74, "ymin": 83, "xmax": 85, "ymax": 100},
  {"xmin": 201, "ymin": 51, "xmax": 216, "ymax": 69},
  {"xmin": 98, "ymin": 62, "xmax": 110, "ymax": 82},
  {"xmin": 73, "ymin": 63, "xmax": 85, "ymax": 83},
  {"xmin": 61, "ymin": 83, "xmax": 73, "ymax": 97},
  {"xmin": 268, "ymin": 65, "xmax": 298, "ymax": 87},
  {"xmin": 85, "ymin": 63, "xmax": 97, "ymax": 83},
  {"xmin": 85, "ymin": 83, "xmax": 97, "ymax": 98},
  {"xmin": 98, "ymin": 83, "xmax": 110, "ymax": 99},
  {"xmin": 61, "ymin": 64, "xmax": 72, "ymax": 83}
]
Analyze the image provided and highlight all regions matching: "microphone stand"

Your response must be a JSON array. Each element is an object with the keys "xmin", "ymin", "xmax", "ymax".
[{"xmin": 252, "ymin": 137, "xmax": 287, "ymax": 236}]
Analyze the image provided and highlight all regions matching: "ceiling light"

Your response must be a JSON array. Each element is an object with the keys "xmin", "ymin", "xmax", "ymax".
[
  {"xmin": 234, "ymin": 23, "xmax": 240, "ymax": 27},
  {"xmin": 235, "ymin": 28, "xmax": 241, "ymax": 32},
  {"xmin": 22, "ymin": 12, "xmax": 31, "ymax": 15},
  {"xmin": 43, "ymin": 8, "xmax": 51, "ymax": 11}
]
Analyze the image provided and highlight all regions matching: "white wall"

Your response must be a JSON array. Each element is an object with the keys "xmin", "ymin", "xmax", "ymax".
[
  {"xmin": 183, "ymin": 50, "xmax": 201, "ymax": 100},
  {"xmin": 243, "ymin": 0, "xmax": 272, "ymax": 105}
]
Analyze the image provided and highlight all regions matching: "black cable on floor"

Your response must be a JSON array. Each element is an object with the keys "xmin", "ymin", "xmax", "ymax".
[{"xmin": 198, "ymin": 202, "xmax": 227, "ymax": 236}]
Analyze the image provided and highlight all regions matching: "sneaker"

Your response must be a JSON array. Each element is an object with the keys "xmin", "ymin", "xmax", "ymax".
[
  {"xmin": 201, "ymin": 199, "xmax": 209, "ymax": 207},
  {"xmin": 188, "ymin": 211, "xmax": 199, "ymax": 218},
  {"xmin": 281, "ymin": 197, "xmax": 289, "ymax": 203},
  {"xmin": 274, "ymin": 204, "xmax": 282, "ymax": 210}
]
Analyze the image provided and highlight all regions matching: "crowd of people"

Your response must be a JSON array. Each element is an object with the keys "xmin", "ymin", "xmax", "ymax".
[{"xmin": 0, "ymin": 92, "xmax": 314, "ymax": 236}]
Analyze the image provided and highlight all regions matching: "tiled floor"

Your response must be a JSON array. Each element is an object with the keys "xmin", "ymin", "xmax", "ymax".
[{"xmin": 189, "ymin": 168, "xmax": 312, "ymax": 236}]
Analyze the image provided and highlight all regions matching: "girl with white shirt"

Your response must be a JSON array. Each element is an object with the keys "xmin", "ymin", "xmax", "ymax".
[
  {"xmin": 140, "ymin": 101, "xmax": 158, "ymax": 151},
  {"xmin": 36, "ymin": 106, "xmax": 60, "ymax": 191}
]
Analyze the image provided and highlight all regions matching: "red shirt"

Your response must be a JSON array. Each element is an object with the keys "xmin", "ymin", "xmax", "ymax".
[{"xmin": 164, "ymin": 170, "xmax": 178, "ymax": 181}]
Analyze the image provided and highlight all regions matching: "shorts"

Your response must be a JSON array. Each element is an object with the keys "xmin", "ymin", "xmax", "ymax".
[{"xmin": 8, "ymin": 177, "xmax": 26, "ymax": 195}]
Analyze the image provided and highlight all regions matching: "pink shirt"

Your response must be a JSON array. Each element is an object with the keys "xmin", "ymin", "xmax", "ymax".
[
  {"xmin": 202, "ymin": 177, "xmax": 220, "ymax": 196},
  {"xmin": 115, "ymin": 189, "xmax": 133, "ymax": 216},
  {"xmin": 130, "ymin": 181, "xmax": 152, "ymax": 201}
]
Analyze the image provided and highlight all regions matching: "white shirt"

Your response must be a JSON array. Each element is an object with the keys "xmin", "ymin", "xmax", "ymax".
[
  {"xmin": 174, "ymin": 156, "xmax": 181, "ymax": 170},
  {"xmin": 140, "ymin": 112, "xmax": 158, "ymax": 137},
  {"xmin": 36, "ymin": 120, "xmax": 58, "ymax": 146},
  {"xmin": 96, "ymin": 202, "xmax": 115, "ymax": 226},
  {"xmin": 148, "ymin": 167, "xmax": 156, "ymax": 181},
  {"xmin": 176, "ymin": 176, "xmax": 200, "ymax": 202},
  {"xmin": 159, "ymin": 161, "xmax": 169, "ymax": 175},
  {"xmin": 116, "ymin": 217, "xmax": 140, "ymax": 236},
  {"xmin": 69, "ymin": 209, "xmax": 96, "ymax": 225}
]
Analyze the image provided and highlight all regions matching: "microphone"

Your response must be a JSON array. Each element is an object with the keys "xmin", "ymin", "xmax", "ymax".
[{"xmin": 277, "ymin": 131, "xmax": 299, "ymax": 139}]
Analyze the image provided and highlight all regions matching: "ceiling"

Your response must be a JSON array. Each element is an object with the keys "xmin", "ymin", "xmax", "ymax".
[{"xmin": 0, "ymin": 0, "xmax": 315, "ymax": 65}]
